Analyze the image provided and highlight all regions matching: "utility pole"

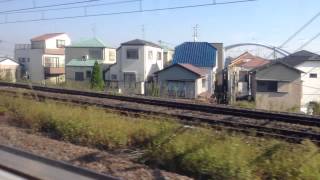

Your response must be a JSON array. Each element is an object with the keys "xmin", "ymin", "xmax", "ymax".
[{"xmin": 193, "ymin": 24, "xmax": 199, "ymax": 42}]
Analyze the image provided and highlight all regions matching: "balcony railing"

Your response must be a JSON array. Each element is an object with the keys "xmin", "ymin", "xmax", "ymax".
[{"xmin": 44, "ymin": 66, "xmax": 65, "ymax": 75}]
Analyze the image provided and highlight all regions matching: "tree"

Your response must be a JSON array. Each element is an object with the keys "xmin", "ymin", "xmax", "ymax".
[{"xmin": 90, "ymin": 61, "xmax": 105, "ymax": 91}]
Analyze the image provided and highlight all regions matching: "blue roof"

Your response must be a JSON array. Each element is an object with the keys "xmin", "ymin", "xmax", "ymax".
[{"xmin": 172, "ymin": 42, "xmax": 217, "ymax": 68}]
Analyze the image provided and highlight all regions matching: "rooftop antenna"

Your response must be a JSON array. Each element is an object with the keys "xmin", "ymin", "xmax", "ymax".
[
  {"xmin": 91, "ymin": 24, "xmax": 96, "ymax": 38},
  {"xmin": 193, "ymin": 24, "xmax": 199, "ymax": 42}
]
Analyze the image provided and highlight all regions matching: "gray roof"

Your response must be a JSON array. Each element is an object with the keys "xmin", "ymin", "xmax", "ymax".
[
  {"xmin": 278, "ymin": 50, "xmax": 320, "ymax": 67},
  {"xmin": 121, "ymin": 39, "xmax": 162, "ymax": 48},
  {"xmin": 250, "ymin": 60, "xmax": 303, "ymax": 73}
]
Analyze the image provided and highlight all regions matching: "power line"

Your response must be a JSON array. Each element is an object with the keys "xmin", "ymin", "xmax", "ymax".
[
  {"xmin": 0, "ymin": 0, "xmax": 101, "ymax": 14},
  {"xmin": 0, "ymin": 0, "xmax": 257, "ymax": 24},
  {"xmin": 295, "ymin": 31, "xmax": 320, "ymax": 52},
  {"xmin": 2, "ymin": 0, "xmax": 140, "ymax": 15},
  {"xmin": 278, "ymin": 10, "xmax": 320, "ymax": 49},
  {"xmin": 268, "ymin": 9, "xmax": 320, "ymax": 59}
]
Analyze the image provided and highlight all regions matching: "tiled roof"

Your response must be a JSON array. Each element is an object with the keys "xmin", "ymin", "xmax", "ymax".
[
  {"xmin": 68, "ymin": 38, "xmax": 107, "ymax": 48},
  {"xmin": 172, "ymin": 42, "xmax": 217, "ymax": 68},
  {"xmin": 155, "ymin": 63, "xmax": 208, "ymax": 77},
  {"xmin": 179, "ymin": 64, "xmax": 209, "ymax": 76},
  {"xmin": 0, "ymin": 57, "xmax": 19, "ymax": 64},
  {"xmin": 66, "ymin": 59, "xmax": 103, "ymax": 67},
  {"xmin": 121, "ymin": 39, "xmax": 162, "ymax": 48},
  {"xmin": 230, "ymin": 52, "xmax": 269, "ymax": 69},
  {"xmin": 278, "ymin": 50, "xmax": 320, "ymax": 67},
  {"xmin": 31, "ymin": 33, "xmax": 65, "ymax": 41}
]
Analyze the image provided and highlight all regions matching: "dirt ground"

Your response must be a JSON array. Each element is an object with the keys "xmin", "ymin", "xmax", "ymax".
[{"xmin": 0, "ymin": 115, "xmax": 192, "ymax": 180}]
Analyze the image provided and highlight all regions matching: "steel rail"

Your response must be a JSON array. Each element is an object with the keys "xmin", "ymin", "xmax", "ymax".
[{"xmin": 0, "ymin": 82, "xmax": 319, "ymax": 127}]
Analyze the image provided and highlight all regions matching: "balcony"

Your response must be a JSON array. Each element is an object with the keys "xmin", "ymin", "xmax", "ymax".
[{"xmin": 44, "ymin": 67, "xmax": 65, "ymax": 75}]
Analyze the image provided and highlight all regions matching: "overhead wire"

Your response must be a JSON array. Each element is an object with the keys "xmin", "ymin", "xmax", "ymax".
[{"xmin": 0, "ymin": 0, "xmax": 258, "ymax": 24}]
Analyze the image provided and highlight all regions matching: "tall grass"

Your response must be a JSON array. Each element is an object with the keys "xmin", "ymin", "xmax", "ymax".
[{"xmin": 0, "ymin": 93, "xmax": 320, "ymax": 179}]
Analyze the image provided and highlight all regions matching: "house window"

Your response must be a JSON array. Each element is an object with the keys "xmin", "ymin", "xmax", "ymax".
[
  {"xmin": 44, "ymin": 57, "xmax": 60, "ymax": 67},
  {"xmin": 126, "ymin": 49, "xmax": 139, "ymax": 59},
  {"xmin": 257, "ymin": 81, "xmax": 278, "ymax": 92},
  {"xmin": 56, "ymin": 40, "xmax": 66, "ymax": 48},
  {"xmin": 239, "ymin": 71, "xmax": 248, "ymax": 82},
  {"xmin": 27, "ymin": 58, "xmax": 30, "ymax": 62},
  {"xmin": 75, "ymin": 72, "xmax": 84, "ymax": 81},
  {"xmin": 19, "ymin": 58, "xmax": 26, "ymax": 63},
  {"xmin": 111, "ymin": 74, "xmax": 117, "ymax": 80},
  {"xmin": 89, "ymin": 48, "xmax": 103, "ymax": 60},
  {"xmin": 109, "ymin": 51, "xmax": 116, "ymax": 61},
  {"xmin": 310, "ymin": 73, "xmax": 318, "ymax": 78},
  {"xmin": 148, "ymin": 51, "xmax": 153, "ymax": 60},
  {"xmin": 157, "ymin": 52, "xmax": 162, "ymax": 60},
  {"xmin": 86, "ymin": 71, "xmax": 92, "ymax": 78},
  {"xmin": 202, "ymin": 78, "xmax": 206, "ymax": 88}
]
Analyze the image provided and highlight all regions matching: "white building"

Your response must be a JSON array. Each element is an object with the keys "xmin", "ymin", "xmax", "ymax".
[
  {"xmin": 14, "ymin": 33, "xmax": 71, "ymax": 84},
  {"xmin": 65, "ymin": 38, "xmax": 116, "ymax": 82},
  {"xmin": 280, "ymin": 50, "xmax": 320, "ymax": 113},
  {"xmin": 106, "ymin": 39, "xmax": 164, "ymax": 94},
  {"xmin": 0, "ymin": 57, "xmax": 20, "ymax": 82}
]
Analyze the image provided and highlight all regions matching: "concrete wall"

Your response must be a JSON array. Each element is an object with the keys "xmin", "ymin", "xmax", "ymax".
[
  {"xmin": 66, "ymin": 66, "xmax": 93, "ymax": 82},
  {"xmin": 252, "ymin": 63, "xmax": 302, "ymax": 111},
  {"xmin": 295, "ymin": 61, "xmax": 320, "ymax": 112},
  {"xmin": 254, "ymin": 79, "xmax": 302, "ymax": 111},
  {"xmin": 0, "ymin": 60, "xmax": 20, "ymax": 82}
]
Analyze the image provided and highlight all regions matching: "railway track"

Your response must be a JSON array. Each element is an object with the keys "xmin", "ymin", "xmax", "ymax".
[
  {"xmin": 0, "ymin": 82, "xmax": 320, "ymax": 143},
  {"xmin": 0, "ymin": 145, "xmax": 120, "ymax": 180}
]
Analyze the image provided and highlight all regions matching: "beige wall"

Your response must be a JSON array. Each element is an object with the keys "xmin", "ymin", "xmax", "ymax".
[
  {"xmin": 254, "ymin": 79, "xmax": 302, "ymax": 111},
  {"xmin": 0, "ymin": 65, "xmax": 19, "ymax": 82}
]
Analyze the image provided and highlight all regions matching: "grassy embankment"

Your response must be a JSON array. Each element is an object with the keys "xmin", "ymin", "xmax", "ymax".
[{"xmin": 0, "ymin": 93, "xmax": 319, "ymax": 180}]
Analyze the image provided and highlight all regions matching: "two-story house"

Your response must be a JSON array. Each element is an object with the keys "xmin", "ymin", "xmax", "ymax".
[
  {"xmin": 14, "ymin": 33, "xmax": 71, "ymax": 84},
  {"xmin": 106, "ymin": 39, "xmax": 164, "ymax": 94},
  {"xmin": 65, "ymin": 38, "xmax": 116, "ymax": 82},
  {"xmin": 228, "ymin": 52, "xmax": 269, "ymax": 102},
  {"xmin": 279, "ymin": 50, "xmax": 320, "ymax": 113}
]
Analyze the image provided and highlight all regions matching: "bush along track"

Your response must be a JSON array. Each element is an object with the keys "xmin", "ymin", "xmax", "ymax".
[{"xmin": 0, "ymin": 94, "xmax": 320, "ymax": 180}]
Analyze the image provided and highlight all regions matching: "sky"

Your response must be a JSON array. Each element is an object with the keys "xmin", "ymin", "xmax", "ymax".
[{"xmin": 0, "ymin": 0, "xmax": 320, "ymax": 57}]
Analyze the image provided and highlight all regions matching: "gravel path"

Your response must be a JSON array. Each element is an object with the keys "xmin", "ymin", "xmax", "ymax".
[{"xmin": 0, "ymin": 115, "xmax": 192, "ymax": 180}]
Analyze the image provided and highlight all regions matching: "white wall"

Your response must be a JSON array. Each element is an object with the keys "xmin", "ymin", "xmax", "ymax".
[
  {"xmin": 296, "ymin": 61, "xmax": 320, "ymax": 112},
  {"xmin": 44, "ymin": 34, "xmax": 71, "ymax": 49},
  {"xmin": 65, "ymin": 47, "xmax": 116, "ymax": 65}
]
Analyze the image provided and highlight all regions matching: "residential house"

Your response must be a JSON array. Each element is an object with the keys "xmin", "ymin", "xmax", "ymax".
[
  {"xmin": 0, "ymin": 57, "xmax": 20, "ymax": 82},
  {"xmin": 155, "ymin": 63, "xmax": 209, "ymax": 99},
  {"xmin": 14, "ymin": 33, "xmax": 71, "ymax": 84},
  {"xmin": 228, "ymin": 52, "xmax": 269, "ymax": 102},
  {"xmin": 278, "ymin": 50, "xmax": 320, "ymax": 113},
  {"xmin": 65, "ymin": 38, "xmax": 116, "ymax": 82},
  {"xmin": 161, "ymin": 45, "xmax": 174, "ymax": 67},
  {"xmin": 172, "ymin": 42, "xmax": 219, "ymax": 97},
  {"xmin": 249, "ymin": 61, "xmax": 302, "ymax": 111},
  {"xmin": 105, "ymin": 39, "xmax": 164, "ymax": 94}
]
